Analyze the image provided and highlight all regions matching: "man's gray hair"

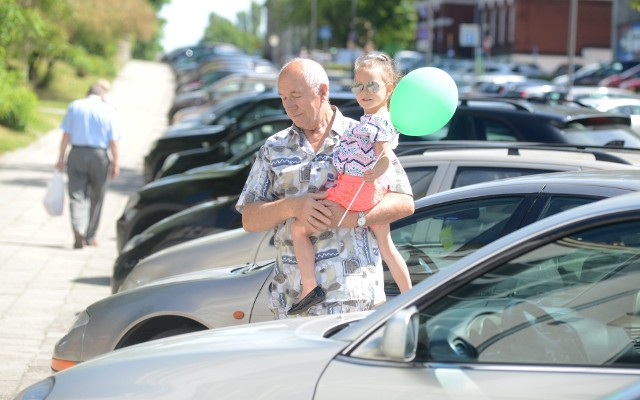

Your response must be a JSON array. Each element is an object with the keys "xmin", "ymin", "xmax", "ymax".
[
  {"xmin": 88, "ymin": 83, "xmax": 107, "ymax": 97},
  {"xmin": 281, "ymin": 57, "xmax": 329, "ymax": 94}
]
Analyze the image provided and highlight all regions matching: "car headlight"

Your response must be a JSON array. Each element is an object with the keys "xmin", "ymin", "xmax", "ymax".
[{"xmin": 13, "ymin": 376, "xmax": 54, "ymax": 400}]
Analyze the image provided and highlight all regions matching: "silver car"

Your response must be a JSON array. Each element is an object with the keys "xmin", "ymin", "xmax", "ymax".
[
  {"xmin": 119, "ymin": 146, "xmax": 640, "ymax": 292},
  {"xmin": 52, "ymin": 170, "xmax": 640, "ymax": 373},
  {"xmin": 22, "ymin": 189, "xmax": 640, "ymax": 399}
]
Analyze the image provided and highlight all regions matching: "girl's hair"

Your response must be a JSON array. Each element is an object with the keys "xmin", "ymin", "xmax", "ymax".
[
  {"xmin": 354, "ymin": 52, "xmax": 402, "ymax": 88},
  {"xmin": 354, "ymin": 52, "xmax": 402, "ymax": 106}
]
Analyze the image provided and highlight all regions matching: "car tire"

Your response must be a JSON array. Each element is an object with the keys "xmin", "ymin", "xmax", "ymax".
[{"xmin": 148, "ymin": 326, "xmax": 206, "ymax": 341}]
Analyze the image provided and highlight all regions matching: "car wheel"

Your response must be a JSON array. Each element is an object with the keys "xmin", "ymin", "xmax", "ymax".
[
  {"xmin": 148, "ymin": 326, "xmax": 205, "ymax": 341},
  {"xmin": 116, "ymin": 317, "xmax": 207, "ymax": 349}
]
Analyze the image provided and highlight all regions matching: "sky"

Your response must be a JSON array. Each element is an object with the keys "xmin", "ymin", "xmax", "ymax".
[{"xmin": 160, "ymin": 0, "xmax": 257, "ymax": 53}]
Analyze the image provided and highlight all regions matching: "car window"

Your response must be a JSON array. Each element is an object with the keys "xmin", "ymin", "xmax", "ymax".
[
  {"xmin": 405, "ymin": 167, "xmax": 437, "ymax": 199},
  {"xmin": 238, "ymin": 99, "xmax": 285, "ymax": 129},
  {"xmin": 412, "ymin": 220, "xmax": 640, "ymax": 367},
  {"xmin": 210, "ymin": 100, "xmax": 252, "ymax": 126},
  {"xmin": 228, "ymin": 120, "xmax": 291, "ymax": 156},
  {"xmin": 357, "ymin": 220, "xmax": 640, "ymax": 367},
  {"xmin": 535, "ymin": 196, "xmax": 594, "ymax": 220},
  {"xmin": 385, "ymin": 197, "xmax": 525, "ymax": 294},
  {"xmin": 214, "ymin": 81, "xmax": 242, "ymax": 94},
  {"xmin": 473, "ymin": 117, "xmax": 520, "ymax": 141},
  {"xmin": 452, "ymin": 167, "xmax": 556, "ymax": 189}
]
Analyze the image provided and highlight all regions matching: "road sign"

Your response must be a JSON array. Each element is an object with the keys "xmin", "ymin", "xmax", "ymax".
[
  {"xmin": 459, "ymin": 23, "xmax": 480, "ymax": 47},
  {"xmin": 319, "ymin": 26, "xmax": 332, "ymax": 40}
]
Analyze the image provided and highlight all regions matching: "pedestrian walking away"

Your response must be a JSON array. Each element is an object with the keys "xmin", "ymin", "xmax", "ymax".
[
  {"xmin": 55, "ymin": 82, "xmax": 121, "ymax": 249},
  {"xmin": 236, "ymin": 58, "xmax": 414, "ymax": 319}
]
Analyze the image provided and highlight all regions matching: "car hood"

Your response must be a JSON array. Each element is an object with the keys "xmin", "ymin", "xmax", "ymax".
[
  {"xmin": 50, "ymin": 313, "xmax": 368, "ymax": 399},
  {"xmin": 162, "ymin": 123, "xmax": 225, "ymax": 138},
  {"xmin": 139, "ymin": 262, "xmax": 260, "ymax": 289}
]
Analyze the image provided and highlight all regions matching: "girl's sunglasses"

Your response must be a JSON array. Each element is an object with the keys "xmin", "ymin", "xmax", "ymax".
[{"xmin": 351, "ymin": 80, "xmax": 382, "ymax": 95}]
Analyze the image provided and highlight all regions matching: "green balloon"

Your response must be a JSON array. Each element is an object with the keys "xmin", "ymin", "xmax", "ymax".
[{"xmin": 390, "ymin": 67, "xmax": 458, "ymax": 136}]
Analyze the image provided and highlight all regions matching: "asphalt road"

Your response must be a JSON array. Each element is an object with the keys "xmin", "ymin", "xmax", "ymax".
[{"xmin": 0, "ymin": 60, "xmax": 174, "ymax": 399}]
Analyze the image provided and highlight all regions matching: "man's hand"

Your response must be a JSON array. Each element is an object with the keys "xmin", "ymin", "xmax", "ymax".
[
  {"xmin": 111, "ymin": 163, "xmax": 119, "ymax": 179},
  {"xmin": 298, "ymin": 192, "xmax": 331, "ymax": 231},
  {"xmin": 321, "ymin": 199, "xmax": 354, "ymax": 229}
]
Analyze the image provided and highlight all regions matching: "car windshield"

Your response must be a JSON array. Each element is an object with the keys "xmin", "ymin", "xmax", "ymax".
[
  {"xmin": 415, "ymin": 220, "xmax": 640, "ymax": 366},
  {"xmin": 354, "ymin": 219, "xmax": 640, "ymax": 368}
]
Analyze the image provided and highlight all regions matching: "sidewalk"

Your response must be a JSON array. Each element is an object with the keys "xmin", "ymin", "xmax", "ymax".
[{"xmin": 0, "ymin": 60, "xmax": 174, "ymax": 399}]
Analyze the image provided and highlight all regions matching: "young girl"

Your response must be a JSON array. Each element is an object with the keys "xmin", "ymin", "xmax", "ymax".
[{"xmin": 288, "ymin": 52, "xmax": 412, "ymax": 315}]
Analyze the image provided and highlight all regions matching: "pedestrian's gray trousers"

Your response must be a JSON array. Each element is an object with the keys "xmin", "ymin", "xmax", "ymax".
[{"xmin": 66, "ymin": 146, "xmax": 111, "ymax": 241}]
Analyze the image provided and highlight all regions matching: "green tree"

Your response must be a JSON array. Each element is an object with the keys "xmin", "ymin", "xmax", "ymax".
[
  {"xmin": 133, "ymin": 0, "xmax": 170, "ymax": 60},
  {"xmin": 201, "ymin": 13, "xmax": 262, "ymax": 53},
  {"xmin": 265, "ymin": 0, "xmax": 416, "ymax": 56}
]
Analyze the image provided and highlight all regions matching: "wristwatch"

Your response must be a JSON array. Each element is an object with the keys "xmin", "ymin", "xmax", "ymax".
[{"xmin": 357, "ymin": 211, "xmax": 366, "ymax": 228}]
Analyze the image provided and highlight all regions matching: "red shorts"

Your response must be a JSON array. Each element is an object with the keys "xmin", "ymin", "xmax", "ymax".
[{"xmin": 326, "ymin": 174, "xmax": 389, "ymax": 212}]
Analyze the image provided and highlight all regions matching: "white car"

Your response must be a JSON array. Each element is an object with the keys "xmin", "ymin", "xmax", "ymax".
[
  {"xmin": 20, "ymin": 190, "xmax": 640, "ymax": 399},
  {"xmin": 577, "ymin": 97, "xmax": 640, "ymax": 134}
]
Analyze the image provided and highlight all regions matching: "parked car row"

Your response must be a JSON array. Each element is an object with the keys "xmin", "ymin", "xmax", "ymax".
[
  {"xmin": 34, "ymin": 171, "xmax": 640, "ymax": 399},
  {"xmin": 113, "ymin": 144, "xmax": 640, "ymax": 292},
  {"xmin": 22, "ymin": 50, "xmax": 640, "ymax": 399}
]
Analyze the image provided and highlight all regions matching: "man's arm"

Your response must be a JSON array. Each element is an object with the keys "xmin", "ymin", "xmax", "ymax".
[
  {"xmin": 56, "ymin": 132, "xmax": 70, "ymax": 172},
  {"xmin": 323, "ymin": 192, "xmax": 414, "ymax": 229},
  {"xmin": 242, "ymin": 193, "xmax": 332, "ymax": 232},
  {"xmin": 109, "ymin": 140, "xmax": 119, "ymax": 179}
]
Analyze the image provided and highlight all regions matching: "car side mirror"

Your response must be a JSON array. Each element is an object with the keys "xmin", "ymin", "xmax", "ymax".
[{"xmin": 381, "ymin": 306, "xmax": 419, "ymax": 362}]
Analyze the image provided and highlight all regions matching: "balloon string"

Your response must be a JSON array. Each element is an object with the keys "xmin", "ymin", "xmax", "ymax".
[{"xmin": 337, "ymin": 152, "xmax": 384, "ymax": 227}]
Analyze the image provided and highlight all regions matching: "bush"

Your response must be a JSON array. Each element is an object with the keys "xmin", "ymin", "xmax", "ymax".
[
  {"xmin": 63, "ymin": 46, "xmax": 116, "ymax": 78},
  {"xmin": 0, "ymin": 68, "xmax": 38, "ymax": 131}
]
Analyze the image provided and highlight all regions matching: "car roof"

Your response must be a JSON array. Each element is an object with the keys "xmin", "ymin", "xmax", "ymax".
[
  {"xmin": 412, "ymin": 169, "xmax": 640, "ymax": 209},
  {"xmin": 397, "ymin": 147, "xmax": 640, "ymax": 169}
]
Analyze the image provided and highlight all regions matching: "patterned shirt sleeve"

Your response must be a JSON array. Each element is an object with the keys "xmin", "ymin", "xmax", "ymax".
[
  {"xmin": 368, "ymin": 113, "xmax": 396, "ymax": 145},
  {"xmin": 235, "ymin": 144, "xmax": 276, "ymax": 214}
]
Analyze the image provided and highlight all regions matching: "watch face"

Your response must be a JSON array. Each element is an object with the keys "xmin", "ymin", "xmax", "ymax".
[{"xmin": 357, "ymin": 213, "xmax": 366, "ymax": 227}]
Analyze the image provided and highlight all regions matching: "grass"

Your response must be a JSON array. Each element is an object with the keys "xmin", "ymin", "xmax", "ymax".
[{"xmin": 0, "ymin": 62, "xmax": 112, "ymax": 156}]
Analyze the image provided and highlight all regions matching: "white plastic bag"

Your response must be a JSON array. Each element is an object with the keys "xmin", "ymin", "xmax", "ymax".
[{"xmin": 43, "ymin": 169, "xmax": 65, "ymax": 216}]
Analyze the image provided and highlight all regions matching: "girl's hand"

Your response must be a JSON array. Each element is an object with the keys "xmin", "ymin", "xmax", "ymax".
[{"xmin": 363, "ymin": 169, "xmax": 376, "ymax": 183}]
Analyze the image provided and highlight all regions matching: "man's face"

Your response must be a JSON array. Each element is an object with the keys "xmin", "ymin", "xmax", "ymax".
[{"xmin": 278, "ymin": 71, "xmax": 324, "ymax": 131}]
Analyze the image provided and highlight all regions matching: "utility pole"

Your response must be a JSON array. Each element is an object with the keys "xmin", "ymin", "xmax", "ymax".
[
  {"xmin": 310, "ymin": 0, "xmax": 317, "ymax": 51},
  {"xmin": 567, "ymin": 0, "xmax": 578, "ymax": 100}
]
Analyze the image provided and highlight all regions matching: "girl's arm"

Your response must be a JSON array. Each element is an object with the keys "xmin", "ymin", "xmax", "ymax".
[{"xmin": 364, "ymin": 141, "xmax": 392, "ymax": 183}]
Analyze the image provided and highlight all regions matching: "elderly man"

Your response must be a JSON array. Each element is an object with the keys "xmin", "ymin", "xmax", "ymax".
[
  {"xmin": 236, "ymin": 58, "xmax": 414, "ymax": 318},
  {"xmin": 56, "ymin": 82, "xmax": 120, "ymax": 249}
]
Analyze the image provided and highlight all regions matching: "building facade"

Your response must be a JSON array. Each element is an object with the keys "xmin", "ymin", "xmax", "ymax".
[{"xmin": 426, "ymin": 0, "xmax": 612, "ymax": 59}]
